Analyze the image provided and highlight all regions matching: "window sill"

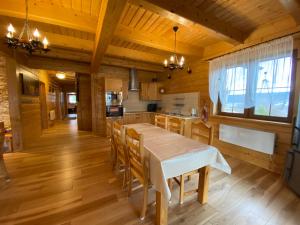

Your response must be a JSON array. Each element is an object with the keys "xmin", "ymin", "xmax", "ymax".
[{"xmin": 210, "ymin": 114, "xmax": 293, "ymax": 128}]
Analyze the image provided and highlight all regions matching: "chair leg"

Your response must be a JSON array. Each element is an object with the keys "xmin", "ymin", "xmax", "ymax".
[
  {"xmin": 122, "ymin": 166, "xmax": 128, "ymax": 189},
  {"xmin": 179, "ymin": 175, "xmax": 184, "ymax": 205},
  {"xmin": 128, "ymin": 170, "xmax": 132, "ymax": 197},
  {"xmin": 140, "ymin": 182, "xmax": 148, "ymax": 220}
]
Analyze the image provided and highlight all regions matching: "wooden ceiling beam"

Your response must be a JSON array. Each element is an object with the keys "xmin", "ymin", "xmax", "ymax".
[
  {"xmin": 132, "ymin": 0, "xmax": 247, "ymax": 44},
  {"xmin": 278, "ymin": 0, "xmax": 300, "ymax": 24},
  {"xmin": 102, "ymin": 56, "xmax": 164, "ymax": 72},
  {"xmin": 0, "ymin": 0, "xmax": 97, "ymax": 33},
  {"xmin": 114, "ymin": 25, "xmax": 204, "ymax": 57},
  {"xmin": 91, "ymin": 0, "xmax": 127, "ymax": 72},
  {"xmin": 27, "ymin": 56, "xmax": 90, "ymax": 73},
  {"xmin": 106, "ymin": 45, "xmax": 167, "ymax": 64},
  {"xmin": 34, "ymin": 32, "xmax": 93, "ymax": 52}
]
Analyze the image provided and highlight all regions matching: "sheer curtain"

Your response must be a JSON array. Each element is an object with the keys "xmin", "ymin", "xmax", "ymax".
[{"xmin": 209, "ymin": 36, "xmax": 293, "ymax": 111}]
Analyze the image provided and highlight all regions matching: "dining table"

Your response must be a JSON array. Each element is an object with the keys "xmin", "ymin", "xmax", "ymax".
[{"xmin": 121, "ymin": 123, "xmax": 231, "ymax": 225}]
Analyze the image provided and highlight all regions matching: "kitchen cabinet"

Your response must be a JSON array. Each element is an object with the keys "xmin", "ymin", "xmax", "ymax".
[
  {"xmin": 105, "ymin": 78, "xmax": 122, "ymax": 92},
  {"xmin": 122, "ymin": 80, "xmax": 129, "ymax": 100},
  {"xmin": 140, "ymin": 82, "xmax": 162, "ymax": 101},
  {"xmin": 123, "ymin": 112, "xmax": 154, "ymax": 124}
]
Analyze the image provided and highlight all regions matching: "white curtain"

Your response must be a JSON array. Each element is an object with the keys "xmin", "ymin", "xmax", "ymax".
[{"xmin": 209, "ymin": 36, "xmax": 293, "ymax": 111}]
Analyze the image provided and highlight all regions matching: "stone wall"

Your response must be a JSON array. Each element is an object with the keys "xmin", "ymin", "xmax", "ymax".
[{"xmin": 0, "ymin": 56, "xmax": 10, "ymax": 128}]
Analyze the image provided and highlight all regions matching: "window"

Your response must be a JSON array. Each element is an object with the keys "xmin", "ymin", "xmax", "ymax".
[
  {"xmin": 218, "ymin": 54, "xmax": 295, "ymax": 122},
  {"xmin": 220, "ymin": 67, "xmax": 247, "ymax": 114},
  {"xmin": 68, "ymin": 94, "xmax": 76, "ymax": 104}
]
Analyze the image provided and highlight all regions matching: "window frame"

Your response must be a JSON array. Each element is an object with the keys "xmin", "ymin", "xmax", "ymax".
[{"xmin": 217, "ymin": 50, "xmax": 297, "ymax": 123}]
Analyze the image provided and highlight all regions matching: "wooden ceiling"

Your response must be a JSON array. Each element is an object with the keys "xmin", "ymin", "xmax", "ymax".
[{"xmin": 0, "ymin": 0, "xmax": 299, "ymax": 72}]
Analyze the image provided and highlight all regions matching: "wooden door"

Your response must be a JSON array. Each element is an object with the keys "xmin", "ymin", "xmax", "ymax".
[
  {"xmin": 122, "ymin": 80, "xmax": 129, "ymax": 100},
  {"xmin": 105, "ymin": 78, "xmax": 123, "ymax": 92},
  {"xmin": 77, "ymin": 74, "xmax": 92, "ymax": 131},
  {"xmin": 39, "ymin": 82, "xmax": 48, "ymax": 129},
  {"xmin": 140, "ymin": 83, "xmax": 149, "ymax": 100},
  {"xmin": 148, "ymin": 83, "xmax": 161, "ymax": 100}
]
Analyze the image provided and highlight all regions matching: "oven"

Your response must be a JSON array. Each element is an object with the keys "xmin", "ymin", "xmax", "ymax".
[{"xmin": 106, "ymin": 105, "xmax": 123, "ymax": 117}]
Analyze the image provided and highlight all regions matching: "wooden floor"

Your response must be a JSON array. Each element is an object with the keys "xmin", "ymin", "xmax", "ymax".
[{"xmin": 0, "ymin": 120, "xmax": 299, "ymax": 225}]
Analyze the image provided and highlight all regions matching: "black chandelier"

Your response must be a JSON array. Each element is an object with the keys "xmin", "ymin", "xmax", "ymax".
[
  {"xmin": 163, "ymin": 26, "xmax": 185, "ymax": 70},
  {"xmin": 5, "ymin": 0, "xmax": 50, "ymax": 54}
]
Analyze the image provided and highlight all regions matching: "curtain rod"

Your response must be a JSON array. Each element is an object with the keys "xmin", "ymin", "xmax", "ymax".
[{"xmin": 205, "ymin": 30, "xmax": 300, "ymax": 61}]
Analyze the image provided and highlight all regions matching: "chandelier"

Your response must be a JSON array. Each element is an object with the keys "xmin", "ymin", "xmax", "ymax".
[
  {"xmin": 5, "ymin": 0, "xmax": 50, "ymax": 54},
  {"xmin": 163, "ymin": 26, "xmax": 185, "ymax": 70}
]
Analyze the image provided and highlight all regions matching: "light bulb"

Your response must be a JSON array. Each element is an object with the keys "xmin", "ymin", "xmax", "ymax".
[
  {"xmin": 170, "ymin": 55, "xmax": 174, "ymax": 63},
  {"xmin": 56, "ymin": 73, "xmax": 65, "ymax": 79},
  {"xmin": 43, "ymin": 37, "xmax": 48, "ymax": 49},
  {"xmin": 7, "ymin": 24, "xmax": 15, "ymax": 33},
  {"xmin": 6, "ymin": 32, "xmax": 12, "ymax": 38},
  {"xmin": 163, "ymin": 59, "xmax": 168, "ymax": 67},
  {"xmin": 180, "ymin": 56, "xmax": 185, "ymax": 62},
  {"xmin": 33, "ymin": 28, "xmax": 40, "ymax": 39}
]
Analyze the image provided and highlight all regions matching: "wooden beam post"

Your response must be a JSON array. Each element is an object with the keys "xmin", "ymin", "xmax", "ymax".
[{"xmin": 91, "ymin": 0, "xmax": 127, "ymax": 73}]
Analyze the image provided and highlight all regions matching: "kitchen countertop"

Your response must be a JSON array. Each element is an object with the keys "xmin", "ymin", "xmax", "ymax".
[
  {"xmin": 107, "ymin": 111, "xmax": 200, "ymax": 120},
  {"xmin": 155, "ymin": 112, "xmax": 200, "ymax": 120},
  {"xmin": 124, "ymin": 111, "xmax": 200, "ymax": 120}
]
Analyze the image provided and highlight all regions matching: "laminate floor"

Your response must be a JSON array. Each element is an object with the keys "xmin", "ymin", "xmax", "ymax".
[{"xmin": 0, "ymin": 120, "xmax": 299, "ymax": 225}]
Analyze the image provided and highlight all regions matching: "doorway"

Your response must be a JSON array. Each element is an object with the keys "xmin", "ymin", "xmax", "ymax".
[{"xmin": 39, "ymin": 82, "xmax": 48, "ymax": 129}]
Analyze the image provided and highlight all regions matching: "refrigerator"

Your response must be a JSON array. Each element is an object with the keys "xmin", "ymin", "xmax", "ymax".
[{"xmin": 284, "ymin": 99, "xmax": 300, "ymax": 196}]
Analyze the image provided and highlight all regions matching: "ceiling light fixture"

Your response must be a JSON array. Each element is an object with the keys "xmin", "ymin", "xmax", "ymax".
[
  {"xmin": 5, "ymin": 0, "xmax": 50, "ymax": 54},
  {"xmin": 163, "ymin": 26, "xmax": 185, "ymax": 71},
  {"xmin": 56, "ymin": 73, "xmax": 66, "ymax": 79}
]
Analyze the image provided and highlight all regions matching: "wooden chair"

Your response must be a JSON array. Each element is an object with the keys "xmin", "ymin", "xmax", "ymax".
[
  {"xmin": 112, "ymin": 121, "xmax": 128, "ymax": 188},
  {"xmin": 177, "ymin": 120, "xmax": 214, "ymax": 204},
  {"xmin": 125, "ymin": 128, "xmax": 149, "ymax": 220},
  {"xmin": 155, "ymin": 115, "xmax": 167, "ymax": 129},
  {"xmin": 167, "ymin": 117, "xmax": 184, "ymax": 135}
]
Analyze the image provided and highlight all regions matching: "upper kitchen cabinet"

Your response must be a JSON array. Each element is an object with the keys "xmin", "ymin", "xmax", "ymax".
[
  {"xmin": 140, "ymin": 82, "xmax": 162, "ymax": 101},
  {"xmin": 122, "ymin": 80, "xmax": 129, "ymax": 100},
  {"xmin": 105, "ymin": 78, "xmax": 122, "ymax": 92}
]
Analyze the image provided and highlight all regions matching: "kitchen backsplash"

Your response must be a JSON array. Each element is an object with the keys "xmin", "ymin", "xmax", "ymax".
[
  {"xmin": 123, "ymin": 91, "xmax": 156, "ymax": 112},
  {"xmin": 158, "ymin": 92, "xmax": 200, "ymax": 116}
]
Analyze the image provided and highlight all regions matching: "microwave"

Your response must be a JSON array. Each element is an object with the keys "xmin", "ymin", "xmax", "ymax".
[{"xmin": 106, "ymin": 105, "xmax": 123, "ymax": 117}]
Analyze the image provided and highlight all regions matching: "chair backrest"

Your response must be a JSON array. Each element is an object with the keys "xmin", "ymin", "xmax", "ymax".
[
  {"xmin": 155, "ymin": 115, "xmax": 167, "ymax": 129},
  {"xmin": 112, "ymin": 121, "xmax": 125, "ymax": 161},
  {"xmin": 125, "ymin": 128, "xmax": 146, "ymax": 184},
  {"xmin": 167, "ymin": 117, "xmax": 184, "ymax": 135},
  {"xmin": 191, "ymin": 120, "xmax": 214, "ymax": 145}
]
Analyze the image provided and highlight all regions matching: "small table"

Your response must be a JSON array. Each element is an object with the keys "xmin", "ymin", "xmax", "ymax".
[{"xmin": 122, "ymin": 123, "xmax": 231, "ymax": 225}]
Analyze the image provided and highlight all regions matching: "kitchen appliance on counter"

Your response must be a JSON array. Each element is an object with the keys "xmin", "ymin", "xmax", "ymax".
[
  {"xmin": 106, "ymin": 105, "xmax": 123, "ymax": 117},
  {"xmin": 147, "ymin": 103, "xmax": 157, "ymax": 112},
  {"xmin": 106, "ymin": 91, "xmax": 123, "ymax": 117},
  {"xmin": 105, "ymin": 91, "xmax": 123, "ymax": 106}
]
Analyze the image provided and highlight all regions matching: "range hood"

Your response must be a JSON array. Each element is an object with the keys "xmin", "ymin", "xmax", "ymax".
[{"xmin": 128, "ymin": 68, "xmax": 139, "ymax": 91}]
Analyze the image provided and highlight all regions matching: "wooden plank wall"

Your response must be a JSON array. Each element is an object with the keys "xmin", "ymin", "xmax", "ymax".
[
  {"xmin": 77, "ymin": 73, "xmax": 92, "ymax": 131},
  {"xmin": 160, "ymin": 40, "xmax": 300, "ymax": 174}
]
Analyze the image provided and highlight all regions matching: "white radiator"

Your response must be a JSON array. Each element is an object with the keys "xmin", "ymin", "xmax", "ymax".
[
  {"xmin": 219, "ymin": 124, "xmax": 276, "ymax": 155},
  {"xmin": 49, "ymin": 110, "xmax": 56, "ymax": 121}
]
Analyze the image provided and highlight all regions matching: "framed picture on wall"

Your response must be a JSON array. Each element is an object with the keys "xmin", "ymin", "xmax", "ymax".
[{"xmin": 19, "ymin": 73, "xmax": 40, "ymax": 96}]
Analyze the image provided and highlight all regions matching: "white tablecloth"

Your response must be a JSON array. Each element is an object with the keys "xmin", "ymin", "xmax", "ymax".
[{"xmin": 122, "ymin": 123, "xmax": 231, "ymax": 201}]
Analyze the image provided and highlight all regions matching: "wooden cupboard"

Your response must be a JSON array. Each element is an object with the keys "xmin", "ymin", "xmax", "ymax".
[
  {"xmin": 122, "ymin": 80, "xmax": 129, "ymax": 100},
  {"xmin": 105, "ymin": 78, "xmax": 123, "ymax": 92},
  {"xmin": 140, "ymin": 82, "xmax": 162, "ymax": 100},
  {"xmin": 123, "ymin": 112, "xmax": 154, "ymax": 124}
]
